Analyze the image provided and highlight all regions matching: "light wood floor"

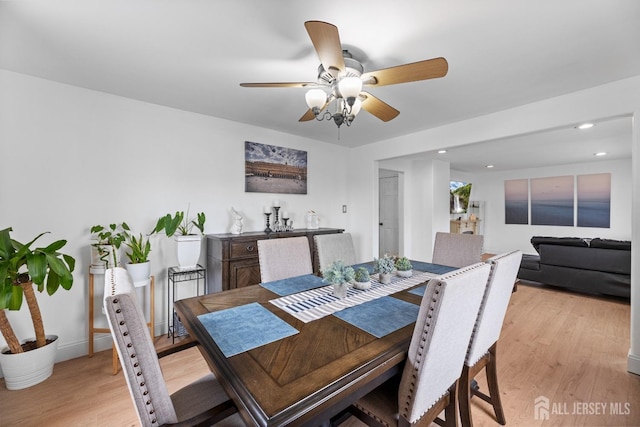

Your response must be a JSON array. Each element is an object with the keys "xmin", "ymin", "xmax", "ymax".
[{"xmin": 1, "ymin": 283, "xmax": 639, "ymax": 426}]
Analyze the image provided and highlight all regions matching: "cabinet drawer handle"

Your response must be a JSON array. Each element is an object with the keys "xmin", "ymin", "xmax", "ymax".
[{"xmin": 246, "ymin": 245, "xmax": 255, "ymax": 252}]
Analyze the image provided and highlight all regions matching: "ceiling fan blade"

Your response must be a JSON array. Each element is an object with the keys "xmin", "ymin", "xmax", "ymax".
[
  {"xmin": 304, "ymin": 21, "xmax": 345, "ymax": 78},
  {"xmin": 299, "ymin": 109, "xmax": 317, "ymax": 122},
  {"xmin": 361, "ymin": 57, "xmax": 448, "ymax": 87},
  {"xmin": 240, "ymin": 82, "xmax": 317, "ymax": 88},
  {"xmin": 360, "ymin": 92, "xmax": 400, "ymax": 122}
]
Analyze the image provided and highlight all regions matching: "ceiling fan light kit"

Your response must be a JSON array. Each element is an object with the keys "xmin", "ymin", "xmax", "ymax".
[{"xmin": 240, "ymin": 20, "xmax": 448, "ymax": 132}]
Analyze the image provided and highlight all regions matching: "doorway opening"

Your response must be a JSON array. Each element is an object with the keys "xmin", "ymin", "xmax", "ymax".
[{"xmin": 379, "ymin": 169, "xmax": 401, "ymax": 257}]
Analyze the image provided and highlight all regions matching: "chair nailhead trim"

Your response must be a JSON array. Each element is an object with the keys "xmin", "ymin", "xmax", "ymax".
[{"xmin": 109, "ymin": 271, "xmax": 159, "ymax": 426}]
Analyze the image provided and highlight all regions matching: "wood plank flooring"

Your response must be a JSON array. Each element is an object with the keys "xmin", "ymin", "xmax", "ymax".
[{"xmin": 1, "ymin": 283, "xmax": 638, "ymax": 426}]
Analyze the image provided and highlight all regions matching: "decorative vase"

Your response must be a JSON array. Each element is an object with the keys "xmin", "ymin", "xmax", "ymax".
[
  {"xmin": 397, "ymin": 269, "xmax": 413, "ymax": 278},
  {"xmin": 379, "ymin": 273, "xmax": 392, "ymax": 284},
  {"xmin": 175, "ymin": 235, "xmax": 202, "ymax": 269},
  {"xmin": 332, "ymin": 282, "xmax": 348, "ymax": 299},
  {"xmin": 125, "ymin": 261, "xmax": 151, "ymax": 287},
  {"xmin": 0, "ymin": 335, "xmax": 59, "ymax": 390}
]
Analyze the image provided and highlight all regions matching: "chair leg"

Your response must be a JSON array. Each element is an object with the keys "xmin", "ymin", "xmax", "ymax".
[
  {"xmin": 485, "ymin": 343, "xmax": 506, "ymax": 425},
  {"xmin": 459, "ymin": 365, "xmax": 474, "ymax": 427}
]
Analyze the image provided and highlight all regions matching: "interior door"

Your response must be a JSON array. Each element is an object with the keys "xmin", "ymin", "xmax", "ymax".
[{"xmin": 379, "ymin": 170, "xmax": 399, "ymax": 257}]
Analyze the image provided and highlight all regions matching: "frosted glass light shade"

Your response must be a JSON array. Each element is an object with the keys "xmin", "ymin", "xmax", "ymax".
[
  {"xmin": 338, "ymin": 77, "xmax": 362, "ymax": 99},
  {"xmin": 305, "ymin": 89, "xmax": 327, "ymax": 109},
  {"xmin": 350, "ymin": 98, "xmax": 362, "ymax": 116}
]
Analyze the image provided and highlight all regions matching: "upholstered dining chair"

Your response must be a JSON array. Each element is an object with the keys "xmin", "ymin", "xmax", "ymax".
[
  {"xmin": 104, "ymin": 267, "xmax": 237, "ymax": 427},
  {"xmin": 432, "ymin": 231, "xmax": 484, "ymax": 268},
  {"xmin": 257, "ymin": 236, "xmax": 313, "ymax": 282},
  {"xmin": 345, "ymin": 262, "xmax": 492, "ymax": 427},
  {"xmin": 314, "ymin": 232, "xmax": 357, "ymax": 271},
  {"xmin": 459, "ymin": 250, "xmax": 523, "ymax": 427}
]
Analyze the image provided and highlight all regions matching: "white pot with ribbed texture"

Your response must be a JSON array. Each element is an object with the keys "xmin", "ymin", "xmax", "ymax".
[
  {"xmin": 0, "ymin": 335, "xmax": 58, "ymax": 390},
  {"xmin": 175, "ymin": 235, "xmax": 201, "ymax": 269}
]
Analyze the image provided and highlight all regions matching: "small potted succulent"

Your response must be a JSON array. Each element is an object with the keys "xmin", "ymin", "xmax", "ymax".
[
  {"xmin": 395, "ymin": 256, "xmax": 413, "ymax": 278},
  {"xmin": 374, "ymin": 254, "xmax": 396, "ymax": 284},
  {"xmin": 353, "ymin": 267, "xmax": 371, "ymax": 290},
  {"xmin": 321, "ymin": 260, "xmax": 355, "ymax": 299}
]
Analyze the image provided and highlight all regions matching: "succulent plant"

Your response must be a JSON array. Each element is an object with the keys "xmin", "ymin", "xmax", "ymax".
[
  {"xmin": 374, "ymin": 254, "xmax": 396, "ymax": 274},
  {"xmin": 354, "ymin": 267, "xmax": 370, "ymax": 282},
  {"xmin": 395, "ymin": 256, "xmax": 413, "ymax": 271},
  {"xmin": 321, "ymin": 260, "xmax": 355, "ymax": 285}
]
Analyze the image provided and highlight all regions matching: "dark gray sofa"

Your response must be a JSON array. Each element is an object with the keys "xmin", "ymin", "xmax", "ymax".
[{"xmin": 518, "ymin": 236, "xmax": 631, "ymax": 299}]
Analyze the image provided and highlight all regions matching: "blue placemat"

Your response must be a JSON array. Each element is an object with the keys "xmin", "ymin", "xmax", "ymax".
[
  {"xmin": 260, "ymin": 274, "xmax": 325, "ymax": 296},
  {"xmin": 198, "ymin": 302, "xmax": 298, "ymax": 357},
  {"xmin": 351, "ymin": 261, "xmax": 457, "ymax": 276},
  {"xmin": 333, "ymin": 296, "xmax": 419, "ymax": 338},
  {"xmin": 410, "ymin": 261, "xmax": 457, "ymax": 275}
]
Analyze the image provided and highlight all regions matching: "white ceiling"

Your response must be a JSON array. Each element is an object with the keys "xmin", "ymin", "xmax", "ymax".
[{"xmin": 1, "ymin": 1, "xmax": 638, "ymax": 170}]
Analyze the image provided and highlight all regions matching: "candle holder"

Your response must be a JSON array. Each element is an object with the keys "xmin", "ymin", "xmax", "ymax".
[
  {"xmin": 282, "ymin": 217, "xmax": 290, "ymax": 232},
  {"xmin": 273, "ymin": 206, "xmax": 281, "ymax": 232},
  {"xmin": 264, "ymin": 212, "xmax": 272, "ymax": 233}
]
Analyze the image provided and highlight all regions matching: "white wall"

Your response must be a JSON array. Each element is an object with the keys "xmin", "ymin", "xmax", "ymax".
[
  {"xmin": 347, "ymin": 75, "xmax": 640, "ymax": 374},
  {"xmin": 0, "ymin": 70, "xmax": 350, "ymax": 366},
  {"xmin": 471, "ymin": 158, "xmax": 632, "ymax": 254}
]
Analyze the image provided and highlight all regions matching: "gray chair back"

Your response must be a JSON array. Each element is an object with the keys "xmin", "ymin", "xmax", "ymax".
[
  {"xmin": 257, "ymin": 236, "xmax": 313, "ymax": 282},
  {"xmin": 466, "ymin": 250, "xmax": 522, "ymax": 366},
  {"xmin": 314, "ymin": 232, "xmax": 357, "ymax": 271},
  {"xmin": 398, "ymin": 262, "xmax": 491, "ymax": 424},
  {"xmin": 104, "ymin": 267, "xmax": 177, "ymax": 427},
  {"xmin": 432, "ymin": 232, "xmax": 484, "ymax": 268}
]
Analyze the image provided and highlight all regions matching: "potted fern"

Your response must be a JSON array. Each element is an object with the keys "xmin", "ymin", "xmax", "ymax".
[
  {"xmin": 152, "ymin": 208, "xmax": 206, "ymax": 269},
  {"xmin": 321, "ymin": 260, "xmax": 355, "ymax": 299},
  {"xmin": 374, "ymin": 254, "xmax": 395, "ymax": 284},
  {"xmin": 395, "ymin": 256, "xmax": 413, "ymax": 278},
  {"xmin": 0, "ymin": 227, "xmax": 75, "ymax": 390}
]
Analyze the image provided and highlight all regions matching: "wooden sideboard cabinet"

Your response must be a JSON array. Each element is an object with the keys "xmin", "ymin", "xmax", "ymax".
[{"xmin": 206, "ymin": 228, "xmax": 344, "ymax": 292}]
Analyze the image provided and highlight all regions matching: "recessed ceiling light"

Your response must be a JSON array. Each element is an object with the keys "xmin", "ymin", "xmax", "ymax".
[
  {"xmin": 594, "ymin": 152, "xmax": 607, "ymax": 156},
  {"xmin": 437, "ymin": 150, "xmax": 447, "ymax": 154},
  {"xmin": 486, "ymin": 165, "xmax": 494, "ymax": 168},
  {"xmin": 577, "ymin": 123, "xmax": 594, "ymax": 130}
]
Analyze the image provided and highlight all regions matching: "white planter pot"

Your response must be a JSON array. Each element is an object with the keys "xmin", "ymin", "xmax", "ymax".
[
  {"xmin": 175, "ymin": 235, "xmax": 202, "ymax": 269},
  {"xmin": 125, "ymin": 261, "xmax": 151, "ymax": 287},
  {"xmin": 397, "ymin": 269, "xmax": 413, "ymax": 278},
  {"xmin": 353, "ymin": 280, "xmax": 371, "ymax": 290},
  {"xmin": 332, "ymin": 282, "xmax": 348, "ymax": 299},
  {"xmin": 90, "ymin": 244, "xmax": 117, "ymax": 273},
  {"xmin": 379, "ymin": 273, "xmax": 392, "ymax": 284},
  {"xmin": 0, "ymin": 335, "xmax": 59, "ymax": 390}
]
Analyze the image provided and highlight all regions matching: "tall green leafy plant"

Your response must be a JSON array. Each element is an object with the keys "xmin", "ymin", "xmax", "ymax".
[
  {"xmin": 0, "ymin": 227, "xmax": 75, "ymax": 354},
  {"xmin": 152, "ymin": 208, "xmax": 206, "ymax": 237}
]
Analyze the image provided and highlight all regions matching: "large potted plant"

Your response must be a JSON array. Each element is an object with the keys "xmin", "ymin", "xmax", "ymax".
[
  {"xmin": 0, "ymin": 227, "xmax": 75, "ymax": 390},
  {"xmin": 89, "ymin": 223, "xmax": 127, "ymax": 272},
  {"xmin": 152, "ymin": 208, "xmax": 206, "ymax": 269}
]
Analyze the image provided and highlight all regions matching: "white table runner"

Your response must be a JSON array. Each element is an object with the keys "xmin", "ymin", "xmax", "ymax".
[{"xmin": 270, "ymin": 271, "xmax": 437, "ymax": 323}]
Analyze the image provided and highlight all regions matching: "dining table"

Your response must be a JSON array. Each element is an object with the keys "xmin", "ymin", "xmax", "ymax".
[{"xmin": 173, "ymin": 260, "xmax": 457, "ymax": 426}]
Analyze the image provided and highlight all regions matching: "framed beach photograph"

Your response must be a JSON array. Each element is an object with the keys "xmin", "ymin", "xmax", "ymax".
[
  {"xmin": 244, "ymin": 141, "xmax": 308, "ymax": 194},
  {"xmin": 577, "ymin": 173, "xmax": 611, "ymax": 228},
  {"xmin": 531, "ymin": 175, "xmax": 574, "ymax": 226},
  {"xmin": 504, "ymin": 179, "xmax": 529, "ymax": 224}
]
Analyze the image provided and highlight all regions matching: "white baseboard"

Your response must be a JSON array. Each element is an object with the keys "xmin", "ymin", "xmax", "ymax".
[
  {"xmin": 0, "ymin": 322, "xmax": 167, "ymax": 379},
  {"xmin": 628, "ymin": 351, "xmax": 640, "ymax": 375}
]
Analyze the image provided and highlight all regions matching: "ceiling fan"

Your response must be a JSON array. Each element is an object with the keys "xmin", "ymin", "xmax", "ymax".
[{"xmin": 240, "ymin": 21, "xmax": 448, "ymax": 128}]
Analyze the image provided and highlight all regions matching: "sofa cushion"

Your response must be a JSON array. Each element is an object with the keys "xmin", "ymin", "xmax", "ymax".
[
  {"xmin": 589, "ymin": 238, "xmax": 631, "ymax": 251},
  {"xmin": 530, "ymin": 236, "xmax": 589, "ymax": 254},
  {"xmin": 520, "ymin": 254, "xmax": 541, "ymax": 271},
  {"xmin": 539, "ymin": 244, "xmax": 631, "ymax": 275}
]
